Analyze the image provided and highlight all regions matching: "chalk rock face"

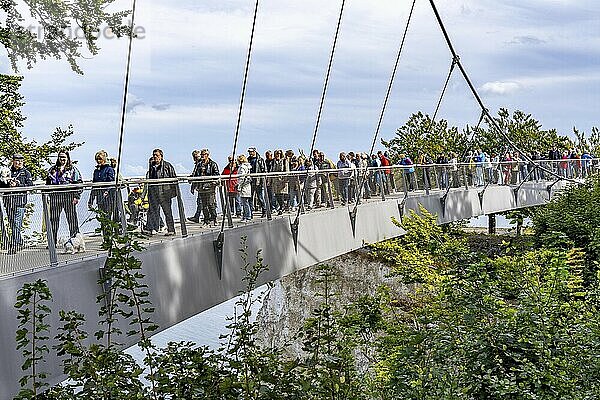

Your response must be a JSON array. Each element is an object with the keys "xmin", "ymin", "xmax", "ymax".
[{"xmin": 255, "ymin": 249, "xmax": 409, "ymax": 355}]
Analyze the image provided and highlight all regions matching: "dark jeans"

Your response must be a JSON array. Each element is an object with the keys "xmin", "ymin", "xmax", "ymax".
[
  {"xmin": 49, "ymin": 193, "xmax": 80, "ymax": 243},
  {"xmin": 339, "ymin": 179, "xmax": 349, "ymax": 204},
  {"xmin": 147, "ymin": 190, "xmax": 175, "ymax": 233},
  {"xmin": 192, "ymin": 192, "xmax": 203, "ymax": 219},
  {"xmin": 251, "ymin": 183, "xmax": 266, "ymax": 213},
  {"xmin": 5, "ymin": 205, "xmax": 25, "ymax": 249},
  {"xmin": 200, "ymin": 191, "xmax": 217, "ymax": 223},
  {"xmin": 404, "ymin": 172, "xmax": 415, "ymax": 191},
  {"xmin": 95, "ymin": 190, "xmax": 116, "ymax": 241},
  {"xmin": 266, "ymin": 185, "xmax": 276, "ymax": 210},
  {"xmin": 228, "ymin": 192, "xmax": 242, "ymax": 216}
]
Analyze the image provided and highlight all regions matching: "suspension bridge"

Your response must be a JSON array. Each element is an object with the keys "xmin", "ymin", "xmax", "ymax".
[{"xmin": 0, "ymin": 0, "xmax": 587, "ymax": 397}]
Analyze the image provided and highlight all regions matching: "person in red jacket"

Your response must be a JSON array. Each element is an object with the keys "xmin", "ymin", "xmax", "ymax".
[
  {"xmin": 378, "ymin": 151, "xmax": 391, "ymax": 195},
  {"xmin": 222, "ymin": 156, "xmax": 242, "ymax": 217}
]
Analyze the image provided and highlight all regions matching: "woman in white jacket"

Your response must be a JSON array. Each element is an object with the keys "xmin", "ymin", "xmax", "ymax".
[{"xmin": 237, "ymin": 155, "xmax": 253, "ymax": 221}]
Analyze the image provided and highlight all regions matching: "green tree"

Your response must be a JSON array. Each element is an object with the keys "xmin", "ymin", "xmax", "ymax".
[
  {"xmin": 365, "ymin": 208, "xmax": 600, "ymax": 399},
  {"xmin": 0, "ymin": 74, "xmax": 82, "ymax": 178},
  {"xmin": 382, "ymin": 112, "xmax": 467, "ymax": 163},
  {"xmin": 1, "ymin": 0, "xmax": 130, "ymax": 74},
  {"xmin": 14, "ymin": 279, "xmax": 53, "ymax": 399},
  {"xmin": 475, "ymin": 109, "xmax": 572, "ymax": 155},
  {"xmin": 534, "ymin": 174, "xmax": 600, "ymax": 283},
  {"xmin": 296, "ymin": 265, "xmax": 368, "ymax": 400},
  {"xmin": 572, "ymin": 126, "xmax": 600, "ymax": 155}
]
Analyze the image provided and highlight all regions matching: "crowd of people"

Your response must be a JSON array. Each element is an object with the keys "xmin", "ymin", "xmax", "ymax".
[{"xmin": 0, "ymin": 145, "xmax": 596, "ymax": 253}]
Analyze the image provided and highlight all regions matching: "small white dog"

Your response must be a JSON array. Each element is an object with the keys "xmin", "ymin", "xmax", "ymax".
[
  {"xmin": 58, "ymin": 233, "xmax": 86, "ymax": 254},
  {"xmin": 0, "ymin": 165, "xmax": 11, "ymax": 185}
]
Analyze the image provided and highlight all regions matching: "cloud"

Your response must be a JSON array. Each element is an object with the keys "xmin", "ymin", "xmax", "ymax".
[
  {"xmin": 480, "ymin": 81, "xmax": 522, "ymax": 95},
  {"xmin": 124, "ymin": 164, "xmax": 147, "ymax": 177},
  {"xmin": 126, "ymin": 95, "xmax": 145, "ymax": 114},
  {"xmin": 508, "ymin": 35, "xmax": 546, "ymax": 46},
  {"xmin": 8, "ymin": 0, "xmax": 600, "ymax": 180},
  {"xmin": 151, "ymin": 103, "xmax": 171, "ymax": 111},
  {"xmin": 174, "ymin": 163, "xmax": 190, "ymax": 174}
]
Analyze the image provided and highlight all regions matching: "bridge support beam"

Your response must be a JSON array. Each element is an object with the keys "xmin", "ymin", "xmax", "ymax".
[
  {"xmin": 349, "ymin": 208, "xmax": 357, "ymax": 237},
  {"xmin": 212, "ymin": 232, "xmax": 224, "ymax": 279},
  {"xmin": 290, "ymin": 217, "xmax": 299, "ymax": 252},
  {"xmin": 477, "ymin": 189, "xmax": 485, "ymax": 209},
  {"xmin": 439, "ymin": 194, "xmax": 447, "ymax": 218}
]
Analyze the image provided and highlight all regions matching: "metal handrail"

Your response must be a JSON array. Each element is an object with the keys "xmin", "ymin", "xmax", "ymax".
[{"xmin": 1, "ymin": 157, "xmax": 597, "ymax": 195}]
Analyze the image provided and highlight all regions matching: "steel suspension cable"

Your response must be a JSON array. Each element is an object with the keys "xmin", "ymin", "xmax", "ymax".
[
  {"xmin": 307, "ymin": 0, "xmax": 347, "ymax": 161},
  {"xmin": 114, "ymin": 0, "xmax": 138, "ymax": 190},
  {"xmin": 352, "ymin": 0, "xmax": 417, "ymax": 215},
  {"xmin": 427, "ymin": 0, "xmax": 577, "ymax": 183},
  {"xmin": 220, "ymin": 0, "xmax": 260, "ymax": 234},
  {"xmin": 110, "ymin": 1, "xmax": 161, "ymax": 395},
  {"xmin": 370, "ymin": 0, "xmax": 417, "ymax": 158},
  {"xmin": 431, "ymin": 56, "xmax": 457, "ymax": 125},
  {"xmin": 229, "ymin": 0, "xmax": 260, "ymax": 170},
  {"xmin": 293, "ymin": 0, "xmax": 347, "ymax": 226},
  {"xmin": 440, "ymin": 109, "xmax": 485, "ymax": 200},
  {"xmin": 459, "ymin": 110, "xmax": 486, "ymax": 164}
]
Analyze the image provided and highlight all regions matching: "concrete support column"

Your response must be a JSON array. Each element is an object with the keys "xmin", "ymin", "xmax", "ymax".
[{"xmin": 488, "ymin": 213, "xmax": 496, "ymax": 235}]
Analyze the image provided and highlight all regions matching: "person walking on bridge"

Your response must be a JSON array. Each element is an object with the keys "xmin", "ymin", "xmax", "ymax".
[
  {"xmin": 248, "ymin": 147, "xmax": 267, "ymax": 218},
  {"xmin": 146, "ymin": 149, "xmax": 177, "ymax": 236},
  {"xmin": 1, "ymin": 153, "xmax": 33, "ymax": 254},
  {"xmin": 337, "ymin": 152, "xmax": 352, "ymax": 206},
  {"xmin": 196, "ymin": 149, "xmax": 220, "ymax": 227},
  {"xmin": 237, "ymin": 155, "xmax": 253, "ymax": 222},
  {"xmin": 222, "ymin": 156, "xmax": 242, "ymax": 218},
  {"xmin": 187, "ymin": 150, "xmax": 203, "ymax": 223},
  {"xmin": 88, "ymin": 150, "xmax": 116, "ymax": 245},
  {"xmin": 46, "ymin": 150, "xmax": 83, "ymax": 244}
]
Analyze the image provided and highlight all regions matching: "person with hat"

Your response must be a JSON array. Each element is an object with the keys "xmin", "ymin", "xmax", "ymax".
[
  {"xmin": 195, "ymin": 148, "xmax": 220, "ymax": 227},
  {"xmin": 247, "ymin": 146, "xmax": 267, "ymax": 217},
  {"xmin": 1, "ymin": 154, "xmax": 33, "ymax": 254},
  {"xmin": 187, "ymin": 150, "xmax": 203, "ymax": 223}
]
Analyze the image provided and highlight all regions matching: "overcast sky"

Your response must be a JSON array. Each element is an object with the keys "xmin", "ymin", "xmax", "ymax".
[{"xmin": 2, "ymin": 0, "xmax": 600, "ymax": 178}]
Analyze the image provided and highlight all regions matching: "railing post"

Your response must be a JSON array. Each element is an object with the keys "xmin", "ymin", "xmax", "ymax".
[
  {"xmin": 413, "ymin": 168, "xmax": 420, "ymax": 192},
  {"xmin": 262, "ymin": 175, "xmax": 272, "ymax": 220},
  {"xmin": 115, "ymin": 186, "xmax": 127, "ymax": 233},
  {"xmin": 219, "ymin": 183, "xmax": 233, "ymax": 228},
  {"xmin": 299, "ymin": 178, "xmax": 306, "ymax": 214},
  {"xmin": 222, "ymin": 184, "xmax": 234, "ymax": 228},
  {"xmin": 42, "ymin": 193, "xmax": 58, "ymax": 267},
  {"xmin": 379, "ymin": 171, "xmax": 386, "ymax": 201},
  {"xmin": 0, "ymin": 195, "xmax": 9, "ymax": 251},
  {"xmin": 326, "ymin": 176, "xmax": 335, "ymax": 209},
  {"xmin": 355, "ymin": 172, "xmax": 362, "ymax": 205},
  {"xmin": 462, "ymin": 165, "xmax": 469, "ymax": 190},
  {"xmin": 175, "ymin": 180, "xmax": 188, "ymax": 238},
  {"xmin": 0, "ymin": 195, "xmax": 7, "ymax": 250}
]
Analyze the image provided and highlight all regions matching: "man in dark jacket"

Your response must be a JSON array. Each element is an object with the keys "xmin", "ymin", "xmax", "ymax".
[
  {"xmin": 187, "ymin": 150, "xmax": 203, "ymax": 223},
  {"xmin": 146, "ymin": 148, "xmax": 177, "ymax": 236},
  {"xmin": 247, "ymin": 147, "xmax": 267, "ymax": 217},
  {"xmin": 1, "ymin": 154, "xmax": 33, "ymax": 253},
  {"xmin": 196, "ymin": 148, "xmax": 220, "ymax": 227}
]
